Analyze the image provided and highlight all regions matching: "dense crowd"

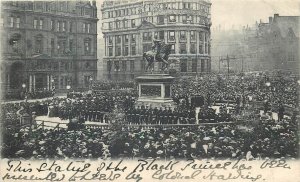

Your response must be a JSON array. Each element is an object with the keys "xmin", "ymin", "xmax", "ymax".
[
  {"xmin": 2, "ymin": 115, "xmax": 297, "ymax": 159},
  {"xmin": 1, "ymin": 71, "xmax": 299, "ymax": 159},
  {"xmin": 125, "ymin": 105, "xmax": 232, "ymax": 125}
]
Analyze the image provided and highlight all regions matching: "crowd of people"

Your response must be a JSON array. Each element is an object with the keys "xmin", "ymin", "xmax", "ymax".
[
  {"xmin": 125, "ymin": 105, "xmax": 232, "ymax": 125},
  {"xmin": 1, "ymin": 71, "xmax": 299, "ymax": 159},
  {"xmin": 2, "ymin": 115, "xmax": 297, "ymax": 159}
]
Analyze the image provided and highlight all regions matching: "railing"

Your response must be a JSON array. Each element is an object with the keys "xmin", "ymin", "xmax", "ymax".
[{"xmin": 33, "ymin": 119, "xmax": 234, "ymax": 131}]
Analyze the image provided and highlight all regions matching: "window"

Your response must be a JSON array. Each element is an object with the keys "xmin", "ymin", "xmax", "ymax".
[
  {"xmin": 34, "ymin": 19, "xmax": 38, "ymax": 29},
  {"xmin": 190, "ymin": 43, "xmax": 196, "ymax": 54},
  {"xmin": 168, "ymin": 31, "xmax": 175, "ymax": 41},
  {"xmin": 9, "ymin": 17, "xmax": 14, "ymax": 27},
  {"xmin": 123, "ymin": 20, "xmax": 128, "ymax": 28},
  {"xmin": 122, "ymin": 61, "xmax": 127, "ymax": 71},
  {"xmin": 35, "ymin": 35, "xmax": 43, "ymax": 53},
  {"xmin": 57, "ymin": 21, "xmax": 60, "ymax": 31},
  {"xmin": 180, "ymin": 31, "xmax": 186, "ymax": 41},
  {"xmin": 108, "ymin": 36, "xmax": 113, "ymax": 45},
  {"xmin": 188, "ymin": 15, "xmax": 194, "ymax": 23},
  {"xmin": 201, "ymin": 59, "xmax": 205, "ymax": 72},
  {"xmin": 84, "ymin": 39, "xmax": 91, "ymax": 55},
  {"xmin": 57, "ymin": 40, "xmax": 67, "ymax": 54},
  {"xmin": 131, "ymin": 34, "xmax": 136, "ymax": 43},
  {"xmin": 199, "ymin": 32, "xmax": 204, "ymax": 41},
  {"xmin": 130, "ymin": 60, "xmax": 134, "ymax": 72},
  {"xmin": 154, "ymin": 31, "xmax": 164, "ymax": 40},
  {"xmin": 115, "ymin": 46, "xmax": 121, "ymax": 56},
  {"xmin": 143, "ymin": 32, "xmax": 152, "ymax": 42},
  {"xmin": 114, "ymin": 61, "xmax": 120, "ymax": 71},
  {"xmin": 87, "ymin": 24, "xmax": 90, "ymax": 33},
  {"xmin": 192, "ymin": 59, "xmax": 197, "ymax": 72},
  {"xmin": 143, "ymin": 44, "xmax": 152, "ymax": 52},
  {"xmin": 69, "ymin": 22, "xmax": 73, "ymax": 32},
  {"xmin": 124, "ymin": 34, "xmax": 129, "ymax": 44},
  {"xmin": 116, "ymin": 20, "xmax": 121, "ymax": 29},
  {"xmin": 116, "ymin": 35, "xmax": 121, "ymax": 44},
  {"xmin": 50, "ymin": 20, "xmax": 54, "ymax": 30},
  {"xmin": 83, "ymin": 23, "xmax": 90, "ymax": 33},
  {"xmin": 131, "ymin": 19, "xmax": 136, "ymax": 28},
  {"xmin": 199, "ymin": 44, "xmax": 204, "ymax": 54},
  {"xmin": 182, "ymin": 15, "xmax": 187, "ymax": 24},
  {"xmin": 9, "ymin": 34, "xmax": 21, "ymax": 53},
  {"xmin": 169, "ymin": 15, "xmax": 176, "ymax": 22},
  {"xmin": 190, "ymin": 31, "xmax": 196, "ymax": 41},
  {"xmin": 131, "ymin": 45, "xmax": 136, "ymax": 55},
  {"xmin": 124, "ymin": 45, "xmax": 129, "ymax": 56},
  {"xmin": 170, "ymin": 44, "xmax": 175, "ymax": 54},
  {"xmin": 108, "ymin": 47, "xmax": 113, "ymax": 56},
  {"xmin": 62, "ymin": 21, "xmax": 66, "ymax": 31},
  {"xmin": 180, "ymin": 60, "xmax": 187, "ymax": 72},
  {"xmin": 39, "ymin": 19, "xmax": 43, "ymax": 29},
  {"xmin": 180, "ymin": 43, "xmax": 187, "ymax": 54},
  {"xmin": 51, "ymin": 38, "xmax": 54, "ymax": 55},
  {"xmin": 16, "ymin": 17, "xmax": 20, "ymax": 28},
  {"xmin": 69, "ymin": 39, "xmax": 73, "ymax": 53},
  {"xmin": 109, "ymin": 22, "xmax": 113, "ymax": 30},
  {"xmin": 157, "ymin": 15, "xmax": 164, "ymax": 25}
]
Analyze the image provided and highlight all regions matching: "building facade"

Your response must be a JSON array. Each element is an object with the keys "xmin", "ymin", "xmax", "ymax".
[
  {"xmin": 1, "ymin": 1, "xmax": 98, "ymax": 95},
  {"xmin": 248, "ymin": 14, "xmax": 299, "ymax": 74},
  {"xmin": 101, "ymin": 0, "xmax": 211, "ymax": 80}
]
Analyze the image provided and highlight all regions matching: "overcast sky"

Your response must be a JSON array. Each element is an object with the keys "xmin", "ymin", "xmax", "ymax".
[{"xmin": 212, "ymin": 0, "xmax": 300, "ymax": 29}]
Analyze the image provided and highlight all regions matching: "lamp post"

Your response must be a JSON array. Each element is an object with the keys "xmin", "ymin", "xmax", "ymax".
[{"xmin": 22, "ymin": 83, "xmax": 27, "ymax": 102}]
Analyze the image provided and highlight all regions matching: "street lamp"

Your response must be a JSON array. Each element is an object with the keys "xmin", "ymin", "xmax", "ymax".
[
  {"xmin": 66, "ymin": 85, "xmax": 71, "ymax": 90},
  {"xmin": 22, "ymin": 83, "xmax": 27, "ymax": 101},
  {"xmin": 89, "ymin": 77, "xmax": 93, "ymax": 90}
]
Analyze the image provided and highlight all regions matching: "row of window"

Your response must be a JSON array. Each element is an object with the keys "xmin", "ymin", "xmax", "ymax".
[
  {"xmin": 27, "ymin": 61, "xmax": 95, "ymax": 72},
  {"xmin": 9, "ymin": 34, "xmax": 93, "ymax": 56},
  {"xmin": 7, "ymin": 16, "xmax": 92, "ymax": 33},
  {"xmin": 106, "ymin": 15, "xmax": 209, "ymax": 30},
  {"xmin": 106, "ymin": 42, "xmax": 209, "ymax": 57},
  {"xmin": 106, "ymin": 31, "xmax": 209, "ymax": 46},
  {"xmin": 106, "ymin": 59, "xmax": 211, "ymax": 73},
  {"xmin": 103, "ymin": 2, "xmax": 210, "ymax": 19},
  {"xmin": 107, "ymin": 60, "xmax": 135, "ymax": 72},
  {"xmin": 6, "ymin": 2, "xmax": 97, "ymax": 18}
]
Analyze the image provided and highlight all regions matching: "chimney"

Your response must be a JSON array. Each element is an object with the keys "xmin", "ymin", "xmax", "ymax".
[{"xmin": 269, "ymin": 17, "xmax": 273, "ymax": 23}]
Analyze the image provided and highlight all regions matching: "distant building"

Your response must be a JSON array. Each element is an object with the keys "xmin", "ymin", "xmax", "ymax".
[
  {"xmin": 101, "ymin": 0, "xmax": 211, "ymax": 80},
  {"xmin": 0, "ymin": 1, "xmax": 98, "ymax": 95},
  {"xmin": 249, "ymin": 14, "xmax": 299, "ymax": 73}
]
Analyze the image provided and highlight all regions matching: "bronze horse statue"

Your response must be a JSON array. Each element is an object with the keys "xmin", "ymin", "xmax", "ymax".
[{"xmin": 143, "ymin": 41, "xmax": 172, "ymax": 72}]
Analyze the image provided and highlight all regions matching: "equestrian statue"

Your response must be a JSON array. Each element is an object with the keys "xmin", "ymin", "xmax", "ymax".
[{"xmin": 143, "ymin": 40, "xmax": 172, "ymax": 72}]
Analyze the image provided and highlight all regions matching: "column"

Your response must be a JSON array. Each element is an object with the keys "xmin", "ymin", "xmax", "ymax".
[
  {"xmin": 161, "ymin": 84, "xmax": 165, "ymax": 98},
  {"xmin": 33, "ymin": 75, "xmax": 36, "ymax": 91},
  {"xmin": 29, "ymin": 75, "xmax": 32, "ymax": 92}
]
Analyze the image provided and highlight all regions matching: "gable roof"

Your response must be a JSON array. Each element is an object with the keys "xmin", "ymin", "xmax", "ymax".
[{"xmin": 137, "ymin": 20, "xmax": 156, "ymax": 30}]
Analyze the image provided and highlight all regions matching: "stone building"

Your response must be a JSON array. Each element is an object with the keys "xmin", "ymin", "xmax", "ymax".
[
  {"xmin": 0, "ymin": 1, "xmax": 98, "ymax": 96},
  {"xmin": 101, "ymin": 0, "xmax": 211, "ymax": 80},
  {"xmin": 248, "ymin": 14, "xmax": 299, "ymax": 73}
]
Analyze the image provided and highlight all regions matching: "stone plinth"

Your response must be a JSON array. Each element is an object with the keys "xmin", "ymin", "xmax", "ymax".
[{"xmin": 135, "ymin": 74, "xmax": 176, "ymax": 108}]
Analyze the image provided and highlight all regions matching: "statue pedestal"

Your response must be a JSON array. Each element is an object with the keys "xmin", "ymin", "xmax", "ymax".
[{"xmin": 135, "ymin": 74, "xmax": 176, "ymax": 108}]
